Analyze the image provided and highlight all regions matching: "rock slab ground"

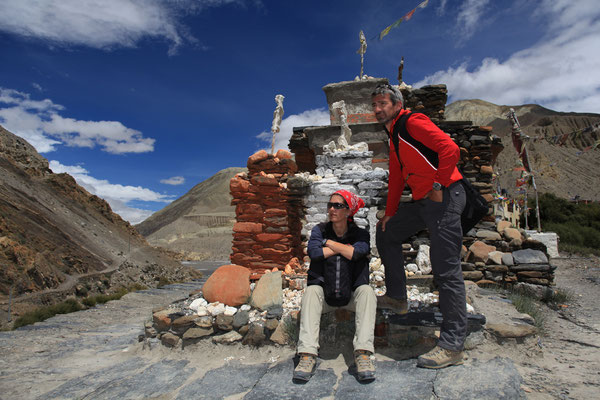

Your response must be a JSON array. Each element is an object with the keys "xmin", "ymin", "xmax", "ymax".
[{"xmin": 2, "ymin": 257, "xmax": 599, "ymax": 399}]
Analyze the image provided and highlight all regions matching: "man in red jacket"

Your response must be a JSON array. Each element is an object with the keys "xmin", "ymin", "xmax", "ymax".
[{"xmin": 372, "ymin": 83, "xmax": 467, "ymax": 369}]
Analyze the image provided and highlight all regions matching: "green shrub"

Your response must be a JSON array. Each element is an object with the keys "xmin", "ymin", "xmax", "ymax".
[
  {"xmin": 533, "ymin": 193, "xmax": 600, "ymax": 254},
  {"xmin": 13, "ymin": 298, "xmax": 83, "ymax": 329}
]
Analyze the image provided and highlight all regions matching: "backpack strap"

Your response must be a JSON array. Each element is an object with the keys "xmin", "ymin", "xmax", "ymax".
[{"xmin": 386, "ymin": 112, "xmax": 412, "ymax": 169}]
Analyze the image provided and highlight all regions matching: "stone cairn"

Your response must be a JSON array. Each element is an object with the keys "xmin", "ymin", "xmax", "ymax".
[
  {"xmin": 229, "ymin": 149, "xmax": 306, "ymax": 281},
  {"xmin": 145, "ymin": 78, "xmax": 555, "ymax": 350}
]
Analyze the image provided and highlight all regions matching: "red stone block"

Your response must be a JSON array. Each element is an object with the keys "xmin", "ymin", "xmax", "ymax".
[
  {"xmin": 237, "ymin": 214, "xmax": 262, "ymax": 223},
  {"xmin": 275, "ymin": 149, "xmax": 292, "ymax": 159},
  {"xmin": 233, "ymin": 222, "xmax": 263, "ymax": 233},
  {"xmin": 273, "ymin": 244, "xmax": 288, "ymax": 251},
  {"xmin": 264, "ymin": 208, "xmax": 287, "ymax": 217},
  {"xmin": 256, "ymin": 233, "xmax": 284, "ymax": 242},
  {"xmin": 249, "ymin": 185, "xmax": 282, "ymax": 194},
  {"xmin": 202, "ymin": 264, "xmax": 251, "ymax": 306},
  {"xmin": 251, "ymin": 175, "xmax": 279, "ymax": 187},
  {"xmin": 236, "ymin": 203, "xmax": 263, "ymax": 215},
  {"xmin": 265, "ymin": 216, "xmax": 288, "ymax": 226},
  {"xmin": 230, "ymin": 177, "xmax": 250, "ymax": 192},
  {"xmin": 257, "ymin": 248, "xmax": 292, "ymax": 258},
  {"xmin": 247, "ymin": 150, "xmax": 269, "ymax": 166}
]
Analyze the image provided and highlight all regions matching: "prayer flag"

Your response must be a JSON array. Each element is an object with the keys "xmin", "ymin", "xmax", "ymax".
[
  {"xmin": 404, "ymin": 9, "xmax": 416, "ymax": 21},
  {"xmin": 376, "ymin": 0, "xmax": 429, "ymax": 40}
]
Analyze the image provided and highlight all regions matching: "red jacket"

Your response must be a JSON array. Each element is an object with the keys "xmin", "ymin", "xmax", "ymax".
[{"xmin": 385, "ymin": 110, "xmax": 463, "ymax": 216}]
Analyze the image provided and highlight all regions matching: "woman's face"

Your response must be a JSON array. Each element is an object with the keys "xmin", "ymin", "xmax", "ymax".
[{"xmin": 327, "ymin": 194, "xmax": 350, "ymax": 224}]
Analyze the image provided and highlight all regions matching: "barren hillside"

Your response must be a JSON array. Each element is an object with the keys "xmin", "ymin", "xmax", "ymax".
[
  {"xmin": 0, "ymin": 125, "xmax": 200, "ymax": 320},
  {"xmin": 446, "ymin": 100, "xmax": 600, "ymax": 201},
  {"xmin": 136, "ymin": 167, "xmax": 246, "ymax": 260}
]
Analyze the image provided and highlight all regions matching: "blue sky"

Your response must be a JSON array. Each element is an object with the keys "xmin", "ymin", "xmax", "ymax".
[{"xmin": 1, "ymin": 0, "xmax": 598, "ymax": 223}]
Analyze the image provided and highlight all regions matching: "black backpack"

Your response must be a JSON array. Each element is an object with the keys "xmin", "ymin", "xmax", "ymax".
[{"xmin": 387, "ymin": 112, "xmax": 489, "ymax": 233}]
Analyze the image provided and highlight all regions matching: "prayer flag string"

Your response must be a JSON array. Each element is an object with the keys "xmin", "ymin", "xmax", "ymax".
[{"xmin": 374, "ymin": 0, "xmax": 429, "ymax": 41}]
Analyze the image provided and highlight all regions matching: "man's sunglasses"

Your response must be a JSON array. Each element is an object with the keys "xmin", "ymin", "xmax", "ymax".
[{"xmin": 327, "ymin": 202, "xmax": 349, "ymax": 210}]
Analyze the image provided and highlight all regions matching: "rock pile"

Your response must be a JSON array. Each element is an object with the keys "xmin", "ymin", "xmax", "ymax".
[
  {"xmin": 145, "ymin": 265, "xmax": 441, "ymax": 350},
  {"xmin": 462, "ymin": 220, "xmax": 555, "ymax": 287},
  {"xmin": 229, "ymin": 150, "xmax": 306, "ymax": 280},
  {"xmin": 401, "ymin": 84, "xmax": 448, "ymax": 122},
  {"xmin": 300, "ymin": 150, "xmax": 387, "ymax": 248}
]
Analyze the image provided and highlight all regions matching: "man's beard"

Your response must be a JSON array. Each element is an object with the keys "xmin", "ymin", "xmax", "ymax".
[{"xmin": 376, "ymin": 109, "xmax": 400, "ymax": 124}]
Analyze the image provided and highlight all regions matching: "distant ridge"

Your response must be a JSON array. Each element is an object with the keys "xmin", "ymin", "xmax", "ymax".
[
  {"xmin": 446, "ymin": 100, "xmax": 600, "ymax": 201},
  {"xmin": 136, "ymin": 166, "xmax": 246, "ymax": 260}
]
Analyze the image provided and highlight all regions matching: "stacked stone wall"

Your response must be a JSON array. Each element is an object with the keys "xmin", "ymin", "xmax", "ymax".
[
  {"xmin": 229, "ymin": 150, "xmax": 306, "ymax": 279},
  {"xmin": 301, "ymin": 150, "xmax": 387, "ymax": 252}
]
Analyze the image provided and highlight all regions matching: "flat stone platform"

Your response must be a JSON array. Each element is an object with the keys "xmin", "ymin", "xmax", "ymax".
[{"xmin": 0, "ymin": 277, "xmax": 532, "ymax": 399}]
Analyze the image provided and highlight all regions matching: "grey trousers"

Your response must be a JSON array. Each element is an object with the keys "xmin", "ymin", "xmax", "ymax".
[{"xmin": 376, "ymin": 181, "xmax": 467, "ymax": 351}]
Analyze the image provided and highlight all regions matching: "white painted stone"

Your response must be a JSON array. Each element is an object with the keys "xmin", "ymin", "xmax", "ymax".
[
  {"xmin": 207, "ymin": 303, "xmax": 226, "ymax": 316},
  {"xmin": 406, "ymin": 263, "xmax": 418, "ymax": 273},
  {"xmin": 224, "ymin": 306, "xmax": 238, "ymax": 316},
  {"xmin": 189, "ymin": 298, "xmax": 207, "ymax": 312},
  {"xmin": 416, "ymin": 245, "xmax": 432, "ymax": 274},
  {"xmin": 526, "ymin": 231, "xmax": 559, "ymax": 258}
]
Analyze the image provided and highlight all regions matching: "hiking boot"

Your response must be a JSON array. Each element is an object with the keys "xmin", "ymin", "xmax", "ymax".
[
  {"xmin": 293, "ymin": 353, "xmax": 317, "ymax": 382},
  {"xmin": 377, "ymin": 295, "xmax": 409, "ymax": 314},
  {"xmin": 417, "ymin": 345, "xmax": 464, "ymax": 369},
  {"xmin": 354, "ymin": 350, "xmax": 376, "ymax": 382}
]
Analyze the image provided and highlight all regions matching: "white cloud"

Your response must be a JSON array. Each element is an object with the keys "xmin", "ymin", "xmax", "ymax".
[
  {"xmin": 160, "ymin": 176, "xmax": 185, "ymax": 185},
  {"xmin": 0, "ymin": 0, "xmax": 248, "ymax": 55},
  {"xmin": 31, "ymin": 82, "xmax": 43, "ymax": 92},
  {"xmin": 415, "ymin": 0, "xmax": 600, "ymax": 113},
  {"xmin": 456, "ymin": 0, "xmax": 490, "ymax": 43},
  {"xmin": 0, "ymin": 87, "xmax": 155, "ymax": 154},
  {"xmin": 49, "ymin": 160, "xmax": 172, "ymax": 224},
  {"xmin": 437, "ymin": 0, "xmax": 448, "ymax": 16},
  {"xmin": 257, "ymin": 108, "xmax": 330, "ymax": 152}
]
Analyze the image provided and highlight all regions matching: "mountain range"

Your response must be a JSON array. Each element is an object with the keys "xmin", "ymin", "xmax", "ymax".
[{"xmin": 445, "ymin": 100, "xmax": 600, "ymax": 202}]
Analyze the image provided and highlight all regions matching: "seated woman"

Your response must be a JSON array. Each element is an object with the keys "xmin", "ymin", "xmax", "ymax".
[{"xmin": 293, "ymin": 190, "xmax": 376, "ymax": 383}]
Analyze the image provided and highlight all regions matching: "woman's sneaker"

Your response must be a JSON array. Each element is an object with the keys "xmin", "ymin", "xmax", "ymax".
[
  {"xmin": 354, "ymin": 350, "xmax": 376, "ymax": 382},
  {"xmin": 293, "ymin": 353, "xmax": 317, "ymax": 382},
  {"xmin": 417, "ymin": 345, "xmax": 464, "ymax": 369}
]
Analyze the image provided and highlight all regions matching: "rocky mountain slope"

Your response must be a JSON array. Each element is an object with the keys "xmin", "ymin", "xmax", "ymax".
[
  {"xmin": 0, "ymin": 125, "xmax": 200, "ymax": 321},
  {"xmin": 136, "ymin": 167, "xmax": 245, "ymax": 261},
  {"xmin": 445, "ymin": 100, "xmax": 600, "ymax": 201}
]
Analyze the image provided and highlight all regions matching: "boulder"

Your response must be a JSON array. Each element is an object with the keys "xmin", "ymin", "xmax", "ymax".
[
  {"xmin": 496, "ymin": 220, "xmax": 511, "ymax": 233},
  {"xmin": 242, "ymin": 323, "xmax": 267, "ymax": 346},
  {"xmin": 233, "ymin": 310, "xmax": 250, "ymax": 329},
  {"xmin": 250, "ymin": 271, "xmax": 283, "ymax": 311},
  {"xmin": 486, "ymin": 323, "xmax": 536, "ymax": 338},
  {"xmin": 183, "ymin": 327, "xmax": 213, "ymax": 341},
  {"xmin": 215, "ymin": 314, "xmax": 234, "ymax": 331},
  {"xmin": 468, "ymin": 241, "xmax": 496, "ymax": 263},
  {"xmin": 160, "ymin": 332, "xmax": 180, "ymax": 348},
  {"xmin": 487, "ymin": 251, "xmax": 504, "ymax": 265},
  {"xmin": 512, "ymin": 249, "xmax": 548, "ymax": 264},
  {"xmin": 202, "ymin": 264, "xmax": 251, "ymax": 306},
  {"xmin": 269, "ymin": 320, "xmax": 290, "ymax": 345},
  {"xmin": 463, "ymin": 271, "xmax": 484, "ymax": 280},
  {"xmin": 503, "ymin": 228, "xmax": 522, "ymax": 241},
  {"xmin": 247, "ymin": 150, "xmax": 269, "ymax": 166},
  {"xmin": 212, "ymin": 331, "xmax": 243, "ymax": 344},
  {"xmin": 476, "ymin": 230, "xmax": 502, "ymax": 241},
  {"xmin": 501, "ymin": 253, "xmax": 514, "ymax": 266}
]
